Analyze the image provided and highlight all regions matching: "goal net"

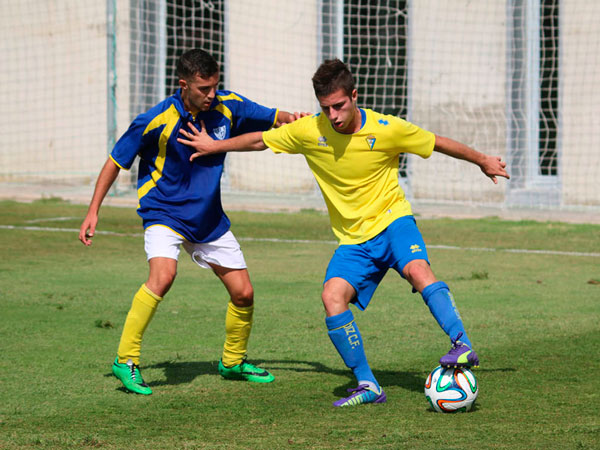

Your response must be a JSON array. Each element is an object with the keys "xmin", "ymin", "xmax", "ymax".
[{"xmin": 1, "ymin": 0, "xmax": 599, "ymax": 215}]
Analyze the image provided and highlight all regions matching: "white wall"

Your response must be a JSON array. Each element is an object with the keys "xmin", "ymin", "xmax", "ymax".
[
  {"xmin": 561, "ymin": 0, "xmax": 600, "ymax": 206},
  {"xmin": 0, "ymin": 1, "xmax": 107, "ymax": 183},
  {"xmin": 224, "ymin": 0, "xmax": 318, "ymax": 193},
  {"xmin": 1, "ymin": 0, "xmax": 597, "ymax": 210},
  {"xmin": 409, "ymin": 0, "xmax": 508, "ymax": 204}
]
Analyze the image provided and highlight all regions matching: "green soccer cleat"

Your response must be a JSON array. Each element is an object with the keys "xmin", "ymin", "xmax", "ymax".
[
  {"xmin": 111, "ymin": 357, "xmax": 152, "ymax": 395},
  {"xmin": 218, "ymin": 358, "xmax": 274, "ymax": 383}
]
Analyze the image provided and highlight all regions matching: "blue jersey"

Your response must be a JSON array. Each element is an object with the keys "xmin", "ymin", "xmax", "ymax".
[{"xmin": 110, "ymin": 89, "xmax": 277, "ymax": 243}]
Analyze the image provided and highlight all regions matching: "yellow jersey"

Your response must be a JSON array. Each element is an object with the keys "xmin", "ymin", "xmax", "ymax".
[{"xmin": 262, "ymin": 108, "xmax": 435, "ymax": 245}]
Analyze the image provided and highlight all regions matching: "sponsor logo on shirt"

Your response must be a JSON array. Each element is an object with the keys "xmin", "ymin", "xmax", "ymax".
[{"xmin": 410, "ymin": 244, "xmax": 422, "ymax": 253}]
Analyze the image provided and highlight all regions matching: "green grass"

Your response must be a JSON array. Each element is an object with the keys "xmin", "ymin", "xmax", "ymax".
[{"xmin": 0, "ymin": 199, "xmax": 599, "ymax": 449}]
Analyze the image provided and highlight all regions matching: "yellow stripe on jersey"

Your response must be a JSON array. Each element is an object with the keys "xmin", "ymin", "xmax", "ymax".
[
  {"xmin": 271, "ymin": 108, "xmax": 280, "ymax": 129},
  {"xmin": 262, "ymin": 109, "xmax": 435, "ymax": 245},
  {"xmin": 217, "ymin": 93, "xmax": 243, "ymax": 102},
  {"xmin": 214, "ymin": 93, "xmax": 245, "ymax": 125},
  {"xmin": 215, "ymin": 103, "xmax": 233, "ymax": 123},
  {"xmin": 145, "ymin": 224, "xmax": 189, "ymax": 241},
  {"xmin": 109, "ymin": 155, "xmax": 128, "ymax": 171},
  {"xmin": 137, "ymin": 104, "xmax": 180, "ymax": 201}
]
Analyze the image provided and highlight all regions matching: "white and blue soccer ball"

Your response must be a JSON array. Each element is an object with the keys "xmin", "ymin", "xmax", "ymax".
[{"xmin": 424, "ymin": 365, "xmax": 478, "ymax": 413}]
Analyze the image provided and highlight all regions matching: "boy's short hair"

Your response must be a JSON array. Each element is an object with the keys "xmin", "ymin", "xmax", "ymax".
[
  {"xmin": 312, "ymin": 59, "xmax": 355, "ymax": 98},
  {"xmin": 177, "ymin": 49, "xmax": 219, "ymax": 80}
]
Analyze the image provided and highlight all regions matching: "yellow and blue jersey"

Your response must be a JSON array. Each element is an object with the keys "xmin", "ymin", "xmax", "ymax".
[
  {"xmin": 111, "ymin": 89, "xmax": 277, "ymax": 243},
  {"xmin": 263, "ymin": 109, "xmax": 435, "ymax": 245}
]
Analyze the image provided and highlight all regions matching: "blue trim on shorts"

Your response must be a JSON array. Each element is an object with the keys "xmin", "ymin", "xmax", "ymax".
[{"xmin": 324, "ymin": 215, "xmax": 429, "ymax": 310}]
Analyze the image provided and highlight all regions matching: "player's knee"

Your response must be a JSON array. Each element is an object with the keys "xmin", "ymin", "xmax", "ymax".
[
  {"xmin": 231, "ymin": 286, "xmax": 254, "ymax": 307},
  {"xmin": 160, "ymin": 268, "xmax": 177, "ymax": 287},
  {"xmin": 403, "ymin": 260, "xmax": 436, "ymax": 292},
  {"xmin": 321, "ymin": 289, "xmax": 347, "ymax": 314},
  {"xmin": 147, "ymin": 270, "xmax": 177, "ymax": 297}
]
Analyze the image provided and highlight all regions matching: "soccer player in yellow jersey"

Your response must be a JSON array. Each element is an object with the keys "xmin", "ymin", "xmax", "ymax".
[{"xmin": 179, "ymin": 59, "xmax": 510, "ymax": 407}]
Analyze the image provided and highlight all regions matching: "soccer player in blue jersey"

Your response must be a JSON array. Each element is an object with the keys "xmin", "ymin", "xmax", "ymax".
[
  {"xmin": 79, "ymin": 49, "xmax": 302, "ymax": 395},
  {"xmin": 179, "ymin": 59, "xmax": 510, "ymax": 407}
]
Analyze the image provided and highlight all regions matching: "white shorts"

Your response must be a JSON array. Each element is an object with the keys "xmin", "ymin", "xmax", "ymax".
[{"xmin": 144, "ymin": 225, "xmax": 247, "ymax": 269}]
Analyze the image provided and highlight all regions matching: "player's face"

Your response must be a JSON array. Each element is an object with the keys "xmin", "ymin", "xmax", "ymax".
[
  {"xmin": 318, "ymin": 88, "xmax": 360, "ymax": 134},
  {"xmin": 179, "ymin": 72, "xmax": 220, "ymax": 114}
]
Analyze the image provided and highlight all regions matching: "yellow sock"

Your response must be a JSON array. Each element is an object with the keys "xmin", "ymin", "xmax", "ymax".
[
  {"xmin": 117, "ymin": 284, "xmax": 162, "ymax": 365},
  {"xmin": 222, "ymin": 301, "xmax": 254, "ymax": 367}
]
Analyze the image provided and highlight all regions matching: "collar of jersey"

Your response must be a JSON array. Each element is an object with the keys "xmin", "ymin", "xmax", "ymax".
[
  {"xmin": 173, "ymin": 89, "xmax": 193, "ymax": 121},
  {"xmin": 325, "ymin": 108, "xmax": 367, "ymax": 135},
  {"xmin": 173, "ymin": 89, "xmax": 230, "ymax": 122}
]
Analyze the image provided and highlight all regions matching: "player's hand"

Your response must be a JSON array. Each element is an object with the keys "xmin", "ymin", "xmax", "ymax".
[
  {"xmin": 276, "ymin": 111, "xmax": 311, "ymax": 126},
  {"xmin": 291, "ymin": 111, "xmax": 311, "ymax": 121},
  {"xmin": 480, "ymin": 156, "xmax": 510, "ymax": 184},
  {"xmin": 177, "ymin": 120, "xmax": 216, "ymax": 161},
  {"xmin": 79, "ymin": 214, "xmax": 98, "ymax": 246}
]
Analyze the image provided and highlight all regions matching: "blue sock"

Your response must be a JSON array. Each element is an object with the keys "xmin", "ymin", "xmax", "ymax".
[
  {"xmin": 421, "ymin": 281, "xmax": 472, "ymax": 348},
  {"xmin": 326, "ymin": 309, "xmax": 380, "ymax": 392}
]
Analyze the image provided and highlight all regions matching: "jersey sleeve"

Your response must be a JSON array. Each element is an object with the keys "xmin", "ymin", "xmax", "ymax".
[
  {"xmin": 110, "ymin": 112, "xmax": 154, "ymax": 170},
  {"xmin": 388, "ymin": 115, "xmax": 436, "ymax": 158},
  {"xmin": 262, "ymin": 116, "xmax": 309, "ymax": 155},
  {"xmin": 229, "ymin": 93, "xmax": 278, "ymax": 136}
]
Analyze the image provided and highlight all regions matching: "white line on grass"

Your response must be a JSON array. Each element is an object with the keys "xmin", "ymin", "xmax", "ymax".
[
  {"xmin": 0, "ymin": 224, "xmax": 143, "ymax": 238},
  {"xmin": 1, "ymin": 224, "xmax": 599, "ymax": 258},
  {"xmin": 25, "ymin": 216, "xmax": 80, "ymax": 223}
]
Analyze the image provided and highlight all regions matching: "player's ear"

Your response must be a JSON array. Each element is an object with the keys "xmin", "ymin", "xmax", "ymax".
[
  {"xmin": 179, "ymin": 79, "xmax": 188, "ymax": 90},
  {"xmin": 351, "ymin": 89, "xmax": 358, "ymax": 105}
]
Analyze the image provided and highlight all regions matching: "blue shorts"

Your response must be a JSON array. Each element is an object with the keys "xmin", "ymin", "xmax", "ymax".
[{"xmin": 324, "ymin": 216, "xmax": 429, "ymax": 311}]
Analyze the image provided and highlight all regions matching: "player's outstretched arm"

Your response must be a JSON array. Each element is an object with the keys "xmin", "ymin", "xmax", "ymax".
[
  {"xmin": 276, "ymin": 110, "xmax": 310, "ymax": 126},
  {"xmin": 79, "ymin": 158, "xmax": 120, "ymax": 246},
  {"xmin": 433, "ymin": 135, "xmax": 510, "ymax": 184},
  {"xmin": 178, "ymin": 121, "xmax": 268, "ymax": 161}
]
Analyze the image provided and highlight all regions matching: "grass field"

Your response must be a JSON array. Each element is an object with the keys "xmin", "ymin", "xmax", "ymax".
[{"xmin": 0, "ymin": 198, "xmax": 599, "ymax": 449}]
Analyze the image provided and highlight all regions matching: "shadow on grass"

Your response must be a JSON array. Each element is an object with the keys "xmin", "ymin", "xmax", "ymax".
[
  {"xmin": 105, "ymin": 360, "xmax": 516, "ymax": 398},
  {"xmin": 143, "ymin": 359, "xmax": 429, "ymax": 391},
  {"xmin": 105, "ymin": 359, "xmax": 511, "ymax": 392},
  {"xmin": 337, "ymin": 366, "xmax": 516, "ymax": 396}
]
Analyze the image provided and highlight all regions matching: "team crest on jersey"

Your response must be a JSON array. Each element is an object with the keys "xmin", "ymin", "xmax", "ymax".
[
  {"xmin": 318, "ymin": 136, "xmax": 328, "ymax": 147},
  {"xmin": 366, "ymin": 134, "xmax": 376, "ymax": 150},
  {"xmin": 213, "ymin": 125, "xmax": 227, "ymax": 140}
]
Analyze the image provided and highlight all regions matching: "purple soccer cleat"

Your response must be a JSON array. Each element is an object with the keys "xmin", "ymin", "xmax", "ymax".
[
  {"xmin": 333, "ymin": 384, "xmax": 387, "ymax": 407},
  {"xmin": 439, "ymin": 332, "xmax": 480, "ymax": 368}
]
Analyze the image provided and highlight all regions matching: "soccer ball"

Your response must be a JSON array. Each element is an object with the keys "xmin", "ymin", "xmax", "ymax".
[{"xmin": 424, "ymin": 365, "xmax": 478, "ymax": 413}]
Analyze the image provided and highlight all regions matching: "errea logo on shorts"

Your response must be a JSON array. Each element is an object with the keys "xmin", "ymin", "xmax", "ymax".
[{"xmin": 410, "ymin": 244, "xmax": 422, "ymax": 253}]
